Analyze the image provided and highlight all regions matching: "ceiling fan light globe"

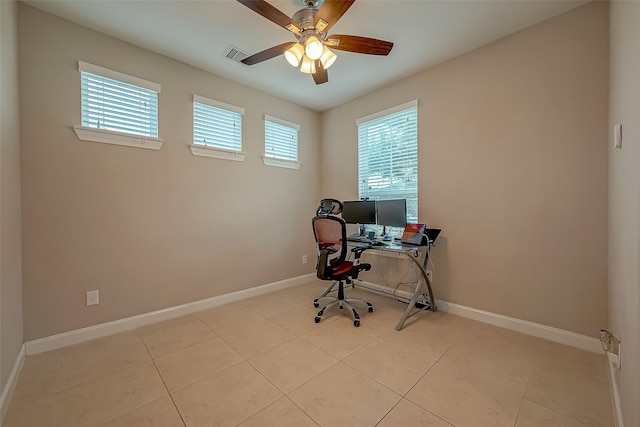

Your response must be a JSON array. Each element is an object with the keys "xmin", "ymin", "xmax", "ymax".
[
  {"xmin": 284, "ymin": 43, "xmax": 304, "ymax": 67},
  {"xmin": 319, "ymin": 46, "xmax": 337, "ymax": 69},
  {"xmin": 305, "ymin": 36, "xmax": 323, "ymax": 60},
  {"xmin": 300, "ymin": 56, "xmax": 316, "ymax": 74}
]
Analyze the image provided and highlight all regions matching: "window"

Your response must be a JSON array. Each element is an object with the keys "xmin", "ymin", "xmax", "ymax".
[
  {"xmin": 190, "ymin": 95, "xmax": 245, "ymax": 161},
  {"xmin": 73, "ymin": 61, "xmax": 162, "ymax": 150},
  {"xmin": 263, "ymin": 115, "xmax": 300, "ymax": 169},
  {"xmin": 357, "ymin": 100, "xmax": 418, "ymax": 223}
]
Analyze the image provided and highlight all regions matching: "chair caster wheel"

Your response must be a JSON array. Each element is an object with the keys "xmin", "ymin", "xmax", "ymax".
[
  {"xmin": 368, "ymin": 307, "xmax": 374, "ymax": 313},
  {"xmin": 354, "ymin": 320, "xmax": 360, "ymax": 327},
  {"xmin": 315, "ymin": 317, "xmax": 321, "ymax": 323},
  {"xmin": 313, "ymin": 302, "xmax": 319, "ymax": 308}
]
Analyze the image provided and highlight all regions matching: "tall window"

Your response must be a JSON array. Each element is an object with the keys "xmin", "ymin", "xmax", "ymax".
[
  {"xmin": 79, "ymin": 61, "xmax": 159, "ymax": 138},
  {"xmin": 263, "ymin": 115, "xmax": 300, "ymax": 169},
  {"xmin": 357, "ymin": 100, "xmax": 418, "ymax": 222},
  {"xmin": 193, "ymin": 95, "xmax": 243, "ymax": 152}
]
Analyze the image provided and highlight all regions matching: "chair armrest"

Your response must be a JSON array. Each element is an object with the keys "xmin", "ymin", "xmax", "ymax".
[
  {"xmin": 350, "ymin": 245, "xmax": 370, "ymax": 259},
  {"xmin": 317, "ymin": 248, "xmax": 336, "ymax": 279}
]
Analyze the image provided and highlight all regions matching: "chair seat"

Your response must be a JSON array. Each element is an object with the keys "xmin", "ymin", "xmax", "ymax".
[{"xmin": 331, "ymin": 261, "xmax": 353, "ymax": 277}]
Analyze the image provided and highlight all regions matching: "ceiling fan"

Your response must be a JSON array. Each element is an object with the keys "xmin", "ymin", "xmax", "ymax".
[{"xmin": 236, "ymin": 0, "xmax": 394, "ymax": 85}]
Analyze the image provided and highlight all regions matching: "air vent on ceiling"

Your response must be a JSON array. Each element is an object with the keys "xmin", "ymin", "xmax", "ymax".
[{"xmin": 222, "ymin": 46, "xmax": 249, "ymax": 63}]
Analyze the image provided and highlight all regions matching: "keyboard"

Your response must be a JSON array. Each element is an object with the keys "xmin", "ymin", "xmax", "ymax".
[
  {"xmin": 347, "ymin": 236, "xmax": 375, "ymax": 244},
  {"xmin": 347, "ymin": 236, "xmax": 382, "ymax": 245}
]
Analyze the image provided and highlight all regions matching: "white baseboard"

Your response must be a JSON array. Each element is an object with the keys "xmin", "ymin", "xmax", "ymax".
[
  {"xmin": 606, "ymin": 357, "xmax": 624, "ymax": 427},
  {"xmin": 0, "ymin": 344, "xmax": 25, "ymax": 424},
  {"xmin": 25, "ymin": 273, "xmax": 315, "ymax": 355},
  {"xmin": 25, "ymin": 272, "xmax": 602, "ymax": 356},
  {"xmin": 356, "ymin": 280, "xmax": 601, "ymax": 353},
  {"xmin": 443, "ymin": 301, "xmax": 602, "ymax": 353}
]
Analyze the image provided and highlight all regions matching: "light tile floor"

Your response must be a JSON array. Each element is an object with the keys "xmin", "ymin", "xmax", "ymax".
[{"xmin": 3, "ymin": 281, "xmax": 614, "ymax": 427}]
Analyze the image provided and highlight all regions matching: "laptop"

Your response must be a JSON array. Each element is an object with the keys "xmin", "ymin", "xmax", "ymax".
[{"xmin": 401, "ymin": 224, "xmax": 442, "ymax": 246}]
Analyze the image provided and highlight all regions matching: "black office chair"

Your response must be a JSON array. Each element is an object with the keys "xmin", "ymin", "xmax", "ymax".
[{"xmin": 312, "ymin": 199, "xmax": 373, "ymax": 327}]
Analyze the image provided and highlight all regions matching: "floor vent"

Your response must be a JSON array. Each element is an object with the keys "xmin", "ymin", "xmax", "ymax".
[{"xmin": 222, "ymin": 46, "xmax": 248, "ymax": 63}]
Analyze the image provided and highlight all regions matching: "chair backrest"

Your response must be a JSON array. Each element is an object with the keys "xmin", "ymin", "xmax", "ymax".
[{"xmin": 312, "ymin": 205, "xmax": 348, "ymax": 280}]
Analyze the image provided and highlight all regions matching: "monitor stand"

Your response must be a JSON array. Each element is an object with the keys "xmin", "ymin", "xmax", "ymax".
[{"xmin": 381, "ymin": 226, "xmax": 392, "ymax": 241}]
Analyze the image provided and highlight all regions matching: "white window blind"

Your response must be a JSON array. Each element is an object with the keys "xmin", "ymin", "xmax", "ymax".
[
  {"xmin": 357, "ymin": 100, "xmax": 418, "ymax": 222},
  {"xmin": 193, "ymin": 95, "xmax": 244, "ymax": 151},
  {"xmin": 264, "ymin": 115, "xmax": 299, "ymax": 162},
  {"xmin": 80, "ymin": 63, "xmax": 159, "ymax": 138}
]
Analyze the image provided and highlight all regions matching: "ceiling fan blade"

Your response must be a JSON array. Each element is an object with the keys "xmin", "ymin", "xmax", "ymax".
[
  {"xmin": 314, "ymin": 0, "xmax": 355, "ymax": 33},
  {"xmin": 236, "ymin": 0, "xmax": 301, "ymax": 33},
  {"xmin": 242, "ymin": 42, "xmax": 295, "ymax": 65},
  {"xmin": 312, "ymin": 60, "xmax": 328, "ymax": 85},
  {"xmin": 326, "ymin": 35, "xmax": 394, "ymax": 56}
]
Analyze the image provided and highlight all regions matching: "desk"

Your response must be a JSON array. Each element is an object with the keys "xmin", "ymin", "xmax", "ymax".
[{"xmin": 318, "ymin": 233, "xmax": 440, "ymax": 330}]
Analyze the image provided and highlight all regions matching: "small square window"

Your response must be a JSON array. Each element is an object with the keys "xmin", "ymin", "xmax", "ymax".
[
  {"xmin": 263, "ymin": 115, "xmax": 300, "ymax": 169},
  {"xmin": 189, "ymin": 95, "xmax": 245, "ymax": 161},
  {"xmin": 80, "ymin": 63, "xmax": 158, "ymax": 138},
  {"xmin": 74, "ymin": 61, "xmax": 162, "ymax": 150}
]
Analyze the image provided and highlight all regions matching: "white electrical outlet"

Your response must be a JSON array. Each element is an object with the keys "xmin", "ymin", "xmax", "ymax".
[
  {"xmin": 302, "ymin": 255, "xmax": 308, "ymax": 264},
  {"xmin": 86, "ymin": 290, "xmax": 99, "ymax": 306},
  {"xmin": 426, "ymin": 271, "xmax": 433, "ymax": 282}
]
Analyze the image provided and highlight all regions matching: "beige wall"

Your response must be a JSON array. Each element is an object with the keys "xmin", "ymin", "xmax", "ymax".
[
  {"xmin": 321, "ymin": 2, "xmax": 609, "ymax": 336},
  {"xmin": 609, "ymin": 1, "xmax": 640, "ymax": 425},
  {"xmin": 18, "ymin": 4, "xmax": 320, "ymax": 341},
  {"xmin": 1, "ymin": 0, "xmax": 24, "ymax": 395}
]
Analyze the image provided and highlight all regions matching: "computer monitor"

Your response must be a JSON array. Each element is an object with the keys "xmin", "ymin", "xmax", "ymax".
[
  {"xmin": 376, "ymin": 199, "xmax": 407, "ymax": 228},
  {"xmin": 341, "ymin": 200, "xmax": 376, "ymax": 225}
]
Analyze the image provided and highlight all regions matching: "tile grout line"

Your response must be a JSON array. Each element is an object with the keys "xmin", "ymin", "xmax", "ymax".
[
  {"xmin": 140, "ymin": 328, "xmax": 188, "ymax": 427},
  {"xmin": 51, "ymin": 350, "xmax": 62, "ymax": 427}
]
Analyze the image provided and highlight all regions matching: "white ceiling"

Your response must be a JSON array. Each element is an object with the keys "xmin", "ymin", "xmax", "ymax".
[{"xmin": 22, "ymin": 0, "xmax": 588, "ymax": 112}]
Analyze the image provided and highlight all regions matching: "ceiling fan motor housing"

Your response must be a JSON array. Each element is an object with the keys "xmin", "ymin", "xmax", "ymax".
[
  {"xmin": 293, "ymin": 8, "xmax": 318, "ymax": 31},
  {"xmin": 293, "ymin": 7, "xmax": 330, "ymax": 44}
]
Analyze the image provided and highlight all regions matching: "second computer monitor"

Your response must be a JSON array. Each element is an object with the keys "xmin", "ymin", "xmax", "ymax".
[
  {"xmin": 376, "ymin": 199, "xmax": 407, "ymax": 228},
  {"xmin": 342, "ymin": 200, "xmax": 376, "ymax": 224}
]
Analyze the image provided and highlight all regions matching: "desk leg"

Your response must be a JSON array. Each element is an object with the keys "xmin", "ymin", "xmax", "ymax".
[
  {"xmin": 408, "ymin": 251, "xmax": 435, "ymax": 311},
  {"xmin": 395, "ymin": 251, "xmax": 436, "ymax": 331}
]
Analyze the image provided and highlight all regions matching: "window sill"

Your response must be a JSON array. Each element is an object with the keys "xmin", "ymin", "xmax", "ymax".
[
  {"xmin": 261, "ymin": 157, "xmax": 301, "ymax": 170},
  {"xmin": 189, "ymin": 145, "xmax": 246, "ymax": 161},
  {"xmin": 73, "ymin": 126, "xmax": 163, "ymax": 150}
]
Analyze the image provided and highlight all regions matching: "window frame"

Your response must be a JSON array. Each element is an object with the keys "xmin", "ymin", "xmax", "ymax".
[
  {"xmin": 262, "ymin": 115, "xmax": 301, "ymax": 170},
  {"xmin": 73, "ymin": 61, "xmax": 163, "ymax": 150},
  {"xmin": 356, "ymin": 100, "xmax": 419, "ymax": 231},
  {"xmin": 189, "ymin": 95, "xmax": 246, "ymax": 161}
]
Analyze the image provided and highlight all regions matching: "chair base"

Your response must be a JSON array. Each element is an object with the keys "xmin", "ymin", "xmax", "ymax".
[{"xmin": 314, "ymin": 295, "xmax": 373, "ymax": 327}]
